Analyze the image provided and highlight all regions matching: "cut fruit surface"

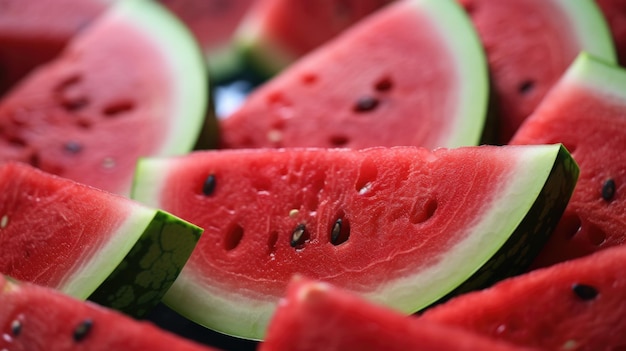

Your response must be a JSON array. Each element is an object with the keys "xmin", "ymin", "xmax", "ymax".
[
  {"xmin": 0, "ymin": 162, "xmax": 202, "ymax": 317},
  {"xmin": 511, "ymin": 53, "xmax": 626, "ymax": 268},
  {"xmin": 132, "ymin": 144, "xmax": 578, "ymax": 339},
  {"xmin": 458, "ymin": 0, "xmax": 616, "ymax": 143},
  {"xmin": 260, "ymin": 278, "xmax": 542, "ymax": 351},
  {"xmin": 422, "ymin": 244, "xmax": 626, "ymax": 351},
  {"xmin": 235, "ymin": 0, "xmax": 396, "ymax": 77},
  {"xmin": 0, "ymin": 275, "xmax": 223, "ymax": 351},
  {"xmin": 220, "ymin": 0, "xmax": 488, "ymax": 150},
  {"xmin": 0, "ymin": 0, "xmax": 210, "ymax": 196},
  {"xmin": 0, "ymin": 0, "xmax": 115, "ymax": 96}
]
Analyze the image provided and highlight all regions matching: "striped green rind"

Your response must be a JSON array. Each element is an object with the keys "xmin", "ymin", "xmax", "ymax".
[
  {"xmin": 131, "ymin": 145, "xmax": 577, "ymax": 340},
  {"xmin": 435, "ymin": 144, "xmax": 579, "ymax": 303},
  {"xmin": 87, "ymin": 210, "xmax": 203, "ymax": 317}
]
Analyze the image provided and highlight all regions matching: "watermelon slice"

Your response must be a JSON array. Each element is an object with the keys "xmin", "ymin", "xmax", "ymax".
[
  {"xmin": 157, "ymin": 0, "xmax": 256, "ymax": 81},
  {"xmin": 0, "ymin": 161, "xmax": 202, "ymax": 317},
  {"xmin": 260, "ymin": 277, "xmax": 541, "ymax": 351},
  {"xmin": 131, "ymin": 144, "xmax": 578, "ymax": 339},
  {"xmin": 595, "ymin": 0, "xmax": 626, "ymax": 66},
  {"xmin": 0, "ymin": 275, "xmax": 223, "ymax": 351},
  {"xmin": 510, "ymin": 53, "xmax": 626, "ymax": 268},
  {"xmin": 0, "ymin": 0, "xmax": 212, "ymax": 196},
  {"xmin": 458, "ymin": 0, "xmax": 616, "ymax": 143},
  {"xmin": 234, "ymin": 0, "xmax": 396, "ymax": 77},
  {"xmin": 421, "ymin": 243, "xmax": 626, "ymax": 351},
  {"xmin": 0, "ymin": 0, "xmax": 115, "ymax": 97},
  {"xmin": 219, "ymin": 0, "xmax": 489, "ymax": 150}
]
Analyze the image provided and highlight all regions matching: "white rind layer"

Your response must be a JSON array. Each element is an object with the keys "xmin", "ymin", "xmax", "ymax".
[
  {"xmin": 59, "ymin": 203, "xmax": 157, "ymax": 299},
  {"xmin": 133, "ymin": 144, "xmax": 564, "ymax": 340},
  {"xmin": 108, "ymin": 0, "xmax": 208, "ymax": 156}
]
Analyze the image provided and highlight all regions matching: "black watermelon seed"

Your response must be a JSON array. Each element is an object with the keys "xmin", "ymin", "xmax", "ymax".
[
  {"xmin": 353, "ymin": 96, "xmax": 379, "ymax": 113},
  {"xmin": 518, "ymin": 80, "xmax": 535, "ymax": 95},
  {"xmin": 290, "ymin": 223, "xmax": 307, "ymax": 247},
  {"xmin": 602, "ymin": 178, "xmax": 616, "ymax": 201},
  {"xmin": 572, "ymin": 283, "xmax": 598, "ymax": 301},
  {"xmin": 330, "ymin": 218, "xmax": 342, "ymax": 244},
  {"xmin": 73, "ymin": 319, "xmax": 93, "ymax": 342},
  {"xmin": 10, "ymin": 319, "xmax": 22, "ymax": 336},
  {"xmin": 202, "ymin": 174, "xmax": 216, "ymax": 196}
]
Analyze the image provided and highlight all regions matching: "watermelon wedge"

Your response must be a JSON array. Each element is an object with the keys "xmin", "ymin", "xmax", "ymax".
[
  {"xmin": 234, "ymin": 0, "xmax": 395, "ymax": 77},
  {"xmin": 421, "ymin": 243, "xmax": 626, "ymax": 351},
  {"xmin": 220, "ymin": 0, "xmax": 489, "ymax": 150},
  {"xmin": 0, "ymin": 275, "xmax": 223, "ymax": 351},
  {"xmin": 131, "ymin": 144, "xmax": 578, "ymax": 339},
  {"xmin": 0, "ymin": 161, "xmax": 202, "ymax": 317},
  {"xmin": 0, "ymin": 0, "xmax": 115, "ymax": 96},
  {"xmin": 459, "ymin": 0, "xmax": 616, "ymax": 143},
  {"xmin": 260, "ymin": 277, "xmax": 541, "ymax": 351},
  {"xmin": 510, "ymin": 53, "xmax": 626, "ymax": 268},
  {"xmin": 158, "ymin": 0, "xmax": 256, "ymax": 81},
  {"xmin": 0, "ymin": 0, "xmax": 212, "ymax": 196}
]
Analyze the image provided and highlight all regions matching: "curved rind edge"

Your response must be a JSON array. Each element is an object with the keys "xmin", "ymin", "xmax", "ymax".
[
  {"xmin": 562, "ymin": 52, "xmax": 626, "ymax": 97},
  {"xmin": 147, "ymin": 145, "xmax": 577, "ymax": 340},
  {"xmin": 109, "ymin": 0, "xmax": 213, "ymax": 153},
  {"xmin": 554, "ymin": 0, "xmax": 617, "ymax": 64},
  {"xmin": 87, "ymin": 210, "xmax": 203, "ymax": 318},
  {"xmin": 414, "ymin": 0, "xmax": 489, "ymax": 147},
  {"xmin": 431, "ymin": 144, "xmax": 579, "ymax": 304}
]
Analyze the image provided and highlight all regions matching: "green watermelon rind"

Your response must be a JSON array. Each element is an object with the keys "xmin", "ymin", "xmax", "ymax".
[
  {"xmin": 234, "ymin": 0, "xmax": 489, "ymax": 127},
  {"xmin": 234, "ymin": 0, "xmax": 489, "ymax": 148},
  {"xmin": 554, "ymin": 0, "xmax": 617, "ymax": 64},
  {"xmin": 362, "ymin": 144, "xmax": 578, "ymax": 313},
  {"xmin": 87, "ymin": 210, "xmax": 203, "ymax": 317},
  {"xmin": 416, "ymin": 0, "xmax": 488, "ymax": 148},
  {"xmin": 434, "ymin": 143, "xmax": 579, "ymax": 302},
  {"xmin": 561, "ymin": 52, "xmax": 626, "ymax": 96},
  {"xmin": 55, "ymin": 203, "xmax": 203, "ymax": 318},
  {"xmin": 131, "ymin": 144, "xmax": 577, "ymax": 340},
  {"xmin": 108, "ymin": 0, "xmax": 213, "ymax": 152}
]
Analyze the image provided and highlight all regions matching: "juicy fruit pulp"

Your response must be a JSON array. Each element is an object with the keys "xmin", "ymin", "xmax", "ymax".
[
  {"xmin": 458, "ymin": 0, "xmax": 616, "ymax": 143},
  {"xmin": 235, "ymin": 0, "xmax": 396, "ymax": 76},
  {"xmin": 0, "ymin": 0, "xmax": 113, "ymax": 96},
  {"xmin": 220, "ymin": 0, "xmax": 488, "ymax": 150},
  {"xmin": 0, "ymin": 0, "xmax": 209, "ymax": 196},
  {"xmin": 132, "ymin": 144, "xmax": 578, "ymax": 339},
  {"xmin": 0, "ymin": 275, "xmax": 223, "ymax": 351},
  {"xmin": 421, "ymin": 243, "xmax": 626, "ymax": 351},
  {"xmin": 511, "ymin": 53, "xmax": 626, "ymax": 268},
  {"xmin": 0, "ymin": 162, "xmax": 202, "ymax": 317},
  {"xmin": 260, "ymin": 278, "xmax": 541, "ymax": 351}
]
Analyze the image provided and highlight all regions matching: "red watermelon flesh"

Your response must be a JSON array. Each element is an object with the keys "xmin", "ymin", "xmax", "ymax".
[
  {"xmin": 0, "ymin": 0, "xmax": 209, "ymax": 196},
  {"xmin": 0, "ymin": 0, "xmax": 114, "ymax": 97},
  {"xmin": 458, "ymin": 0, "xmax": 616, "ymax": 143},
  {"xmin": 131, "ymin": 144, "xmax": 578, "ymax": 339},
  {"xmin": 595, "ymin": 0, "xmax": 626, "ymax": 66},
  {"xmin": 235, "ymin": 0, "xmax": 395, "ymax": 76},
  {"xmin": 0, "ymin": 161, "xmax": 203, "ymax": 317},
  {"xmin": 260, "ymin": 277, "xmax": 541, "ymax": 351},
  {"xmin": 0, "ymin": 275, "xmax": 222, "ymax": 351},
  {"xmin": 421, "ymin": 243, "xmax": 626, "ymax": 351},
  {"xmin": 221, "ymin": 0, "xmax": 488, "ymax": 150},
  {"xmin": 511, "ymin": 53, "xmax": 626, "ymax": 268}
]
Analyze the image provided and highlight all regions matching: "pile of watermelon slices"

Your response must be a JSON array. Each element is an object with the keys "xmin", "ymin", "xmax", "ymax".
[{"xmin": 2, "ymin": 0, "xmax": 626, "ymax": 350}]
